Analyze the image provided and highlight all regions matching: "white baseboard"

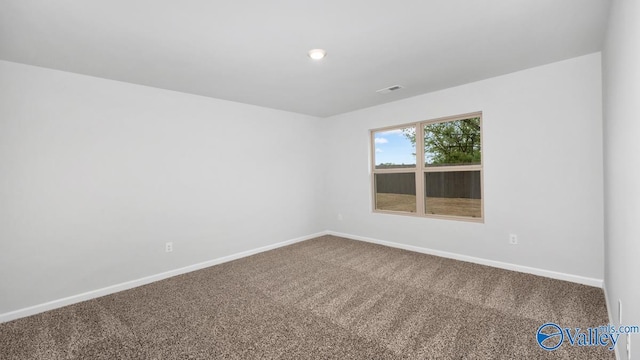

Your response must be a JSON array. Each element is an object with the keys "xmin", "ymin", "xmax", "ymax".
[
  {"xmin": 0, "ymin": 231, "xmax": 326, "ymax": 324},
  {"xmin": 603, "ymin": 283, "xmax": 621, "ymax": 360},
  {"xmin": 326, "ymin": 231, "xmax": 604, "ymax": 288},
  {"xmin": 1, "ymin": 230, "xmax": 605, "ymax": 324}
]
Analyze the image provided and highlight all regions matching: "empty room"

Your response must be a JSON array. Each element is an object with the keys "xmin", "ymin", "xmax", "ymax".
[{"xmin": 1, "ymin": 1, "xmax": 638, "ymax": 359}]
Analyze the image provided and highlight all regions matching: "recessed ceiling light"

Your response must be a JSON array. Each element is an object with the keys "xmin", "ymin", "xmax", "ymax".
[{"xmin": 308, "ymin": 49, "xmax": 326, "ymax": 60}]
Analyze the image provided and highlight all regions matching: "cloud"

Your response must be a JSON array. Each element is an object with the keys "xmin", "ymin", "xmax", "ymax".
[
  {"xmin": 375, "ymin": 148, "xmax": 383, "ymax": 153},
  {"xmin": 374, "ymin": 137, "xmax": 388, "ymax": 144}
]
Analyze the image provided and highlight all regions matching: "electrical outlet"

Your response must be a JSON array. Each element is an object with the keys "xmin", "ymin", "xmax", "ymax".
[
  {"xmin": 619, "ymin": 299, "xmax": 623, "ymax": 324},
  {"xmin": 509, "ymin": 234, "xmax": 518, "ymax": 245},
  {"xmin": 165, "ymin": 242, "xmax": 173, "ymax": 253}
]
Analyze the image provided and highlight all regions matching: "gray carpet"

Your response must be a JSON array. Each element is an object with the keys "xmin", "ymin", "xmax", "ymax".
[{"xmin": 0, "ymin": 235, "xmax": 613, "ymax": 359}]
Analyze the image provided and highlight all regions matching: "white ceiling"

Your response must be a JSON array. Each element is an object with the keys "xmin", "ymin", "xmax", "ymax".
[{"xmin": 0, "ymin": 1, "xmax": 611, "ymax": 117}]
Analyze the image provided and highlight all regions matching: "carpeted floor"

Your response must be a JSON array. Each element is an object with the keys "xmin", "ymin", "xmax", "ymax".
[{"xmin": 0, "ymin": 235, "xmax": 614, "ymax": 359}]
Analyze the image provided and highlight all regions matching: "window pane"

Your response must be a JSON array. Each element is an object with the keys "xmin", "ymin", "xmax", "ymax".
[
  {"xmin": 425, "ymin": 171, "xmax": 481, "ymax": 218},
  {"xmin": 375, "ymin": 173, "xmax": 416, "ymax": 212},
  {"xmin": 424, "ymin": 117, "xmax": 481, "ymax": 167},
  {"xmin": 373, "ymin": 127, "xmax": 416, "ymax": 169}
]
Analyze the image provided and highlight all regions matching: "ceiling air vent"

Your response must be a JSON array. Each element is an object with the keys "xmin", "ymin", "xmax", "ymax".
[{"xmin": 376, "ymin": 85, "xmax": 404, "ymax": 94}]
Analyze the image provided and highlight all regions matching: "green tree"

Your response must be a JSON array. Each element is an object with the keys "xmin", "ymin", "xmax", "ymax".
[{"xmin": 403, "ymin": 117, "xmax": 481, "ymax": 166}]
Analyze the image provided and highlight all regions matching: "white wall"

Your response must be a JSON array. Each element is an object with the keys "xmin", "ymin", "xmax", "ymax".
[
  {"xmin": 0, "ymin": 52, "xmax": 608, "ymax": 319},
  {"xmin": 0, "ymin": 60, "xmax": 324, "ymax": 315},
  {"xmin": 321, "ymin": 53, "xmax": 604, "ymax": 282},
  {"xmin": 603, "ymin": 0, "xmax": 640, "ymax": 357}
]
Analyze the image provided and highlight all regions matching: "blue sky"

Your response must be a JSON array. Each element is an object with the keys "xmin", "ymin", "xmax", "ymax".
[{"xmin": 373, "ymin": 128, "xmax": 416, "ymax": 166}]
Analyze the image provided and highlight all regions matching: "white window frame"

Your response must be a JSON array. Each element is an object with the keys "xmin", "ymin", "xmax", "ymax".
[{"xmin": 370, "ymin": 111, "xmax": 484, "ymax": 222}]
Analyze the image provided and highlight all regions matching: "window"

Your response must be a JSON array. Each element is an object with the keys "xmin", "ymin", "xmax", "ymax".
[{"xmin": 371, "ymin": 112, "xmax": 483, "ymax": 221}]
